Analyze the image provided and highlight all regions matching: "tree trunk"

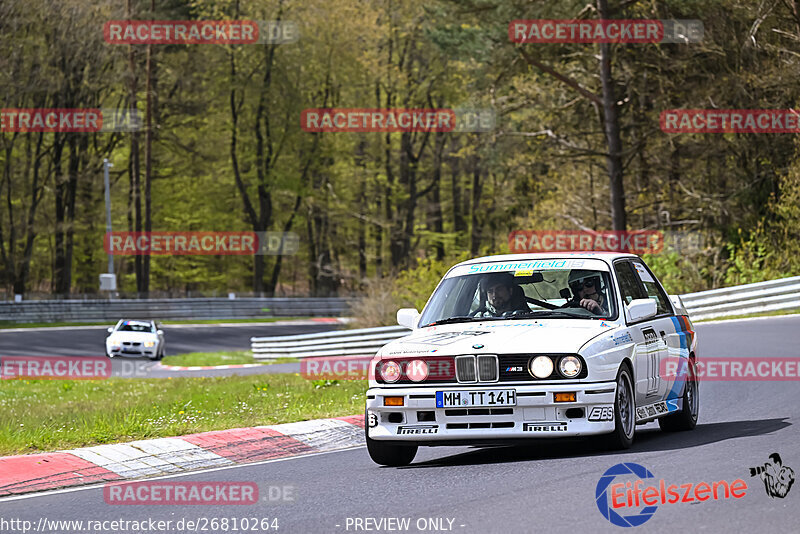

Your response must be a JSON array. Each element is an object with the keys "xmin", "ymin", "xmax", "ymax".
[
  {"xmin": 53, "ymin": 134, "xmax": 69, "ymax": 294},
  {"xmin": 450, "ymin": 146, "xmax": 465, "ymax": 234},
  {"xmin": 126, "ymin": 0, "xmax": 143, "ymax": 293},
  {"xmin": 597, "ymin": 0, "xmax": 627, "ymax": 231},
  {"xmin": 430, "ymin": 132, "xmax": 445, "ymax": 260},
  {"xmin": 142, "ymin": 0, "xmax": 156, "ymax": 296},
  {"xmin": 356, "ymin": 140, "xmax": 368, "ymax": 279},
  {"xmin": 469, "ymin": 157, "xmax": 482, "ymax": 256}
]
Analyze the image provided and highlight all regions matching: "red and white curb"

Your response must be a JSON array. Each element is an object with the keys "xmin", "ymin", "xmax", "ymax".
[
  {"xmin": 152, "ymin": 363, "xmax": 265, "ymax": 371},
  {"xmin": 0, "ymin": 414, "xmax": 364, "ymax": 497}
]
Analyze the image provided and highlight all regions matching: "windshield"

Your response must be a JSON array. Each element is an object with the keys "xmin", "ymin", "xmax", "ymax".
[
  {"xmin": 418, "ymin": 264, "xmax": 616, "ymax": 327},
  {"xmin": 117, "ymin": 322, "xmax": 155, "ymax": 333}
]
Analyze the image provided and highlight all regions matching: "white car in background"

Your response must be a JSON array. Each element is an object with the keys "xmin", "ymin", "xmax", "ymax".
[
  {"xmin": 366, "ymin": 252, "xmax": 699, "ymax": 466},
  {"xmin": 105, "ymin": 319, "xmax": 165, "ymax": 360}
]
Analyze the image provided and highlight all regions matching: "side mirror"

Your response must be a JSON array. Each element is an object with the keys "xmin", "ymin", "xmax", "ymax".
[
  {"xmin": 107, "ymin": 327, "xmax": 113, "ymax": 333},
  {"xmin": 396, "ymin": 308, "xmax": 420, "ymax": 329},
  {"xmin": 627, "ymin": 299, "xmax": 657, "ymax": 322},
  {"xmin": 157, "ymin": 330, "xmax": 164, "ymax": 335}
]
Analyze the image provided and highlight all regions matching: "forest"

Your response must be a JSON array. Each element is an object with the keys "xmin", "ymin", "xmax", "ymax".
[{"xmin": 2, "ymin": 0, "xmax": 800, "ymax": 300}]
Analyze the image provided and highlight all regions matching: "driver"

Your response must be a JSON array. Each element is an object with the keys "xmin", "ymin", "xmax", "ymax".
[
  {"xmin": 474, "ymin": 272, "xmax": 529, "ymax": 317},
  {"xmin": 563, "ymin": 270, "xmax": 609, "ymax": 316}
]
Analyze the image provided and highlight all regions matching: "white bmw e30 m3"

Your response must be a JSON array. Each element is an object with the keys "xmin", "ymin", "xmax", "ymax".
[{"xmin": 365, "ymin": 252, "xmax": 699, "ymax": 466}]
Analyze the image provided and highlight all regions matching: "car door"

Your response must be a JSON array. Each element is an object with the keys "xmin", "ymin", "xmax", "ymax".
[
  {"xmin": 613, "ymin": 260, "xmax": 669, "ymax": 412},
  {"xmin": 629, "ymin": 259, "xmax": 686, "ymax": 409}
]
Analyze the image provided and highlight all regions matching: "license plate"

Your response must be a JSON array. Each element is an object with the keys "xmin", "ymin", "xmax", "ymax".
[{"xmin": 435, "ymin": 389, "xmax": 517, "ymax": 408}]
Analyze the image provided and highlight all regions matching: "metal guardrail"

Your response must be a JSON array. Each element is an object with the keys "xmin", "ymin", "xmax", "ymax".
[
  {"xmin": 0, "ymin": 297, "xmax": 355, "ymax": 323},
  {"xmin": 680, "ymin": 276, "xmax": 800, "ymax": 321},
  {"xmin": 251, "ymin": 325, "xmax": 410, "ymax": 359},
  {"xmin": 251, "ymin": 277, "xmax": 800, "ymax": 360}
]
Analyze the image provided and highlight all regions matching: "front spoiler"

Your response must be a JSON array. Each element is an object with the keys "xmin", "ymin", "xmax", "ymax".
[{"xmin": 366, "ymin": 382, "xmax": 617, "ymax": 442}]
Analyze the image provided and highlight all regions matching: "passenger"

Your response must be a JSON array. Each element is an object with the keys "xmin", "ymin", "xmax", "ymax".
[{"xmin": 563, "ymin": 270, "xmax": 609, "ymax": 315}]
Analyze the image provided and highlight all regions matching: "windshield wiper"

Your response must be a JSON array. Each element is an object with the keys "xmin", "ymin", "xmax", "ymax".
[
  {"xmin": 507, "ymin": 310, "xmax": 585, "ymax": 319},
  {"xmin": 425, "ymin": 316, "xmax": 503, "ymax": 326}
]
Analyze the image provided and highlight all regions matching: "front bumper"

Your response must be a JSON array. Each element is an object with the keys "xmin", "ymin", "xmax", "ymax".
[
  {"xmin": 366, "ymin": 382, "xmax": 617, "ymax": 442},
  {"xmin": 107, "ymin": 345, "xmax": 157, "ymax": 357}
]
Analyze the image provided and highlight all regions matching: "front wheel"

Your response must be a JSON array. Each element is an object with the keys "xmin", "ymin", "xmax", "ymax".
[
  {"xmin": 366, "ymin": 435, "xmax": 418, "ymax": 467},
  {"xmin": 659, "ymin": 358, "xmax": 698, "ymax": 432},
  {"xmin": 603, "ymin": 364, "xmax": 635, "ymax": 450},
  {"xmin": 365, "ymin": 414, "xmax": 418, "ymax": 466}
]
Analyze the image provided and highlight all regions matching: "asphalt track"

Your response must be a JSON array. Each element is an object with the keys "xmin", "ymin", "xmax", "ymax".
[
  {"xmin": 1, "ymin": 315, "xmax": 799, "ymax": 533},
  {"xmin": 0, "ymin": 322, "xmax": 333, "ymax": 378}
]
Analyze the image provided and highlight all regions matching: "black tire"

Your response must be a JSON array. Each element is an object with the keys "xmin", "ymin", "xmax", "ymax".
[
  {"xmin": 365, "ymin": 413, "xmax": 418, "ymax": 466},
  {"xmin": 659, "ymin": 357, "xmax": 699, "ymax": 432},
  {"xmin": 604, "ymin": 364, "xmax": 636, "ymax": 450}
]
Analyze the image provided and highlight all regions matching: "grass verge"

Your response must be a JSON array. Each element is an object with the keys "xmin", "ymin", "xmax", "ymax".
[
  {"xmin": 161, "ymin": 351, "xmax": 298, "ymax": 366},
  {"xmin": 0, "ymin": 374, "xmax": 365, "ymax": 456}
]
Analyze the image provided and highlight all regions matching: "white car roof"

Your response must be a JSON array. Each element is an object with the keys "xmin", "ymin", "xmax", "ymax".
[{"xmin": 455, "ymin": 252, "xmax": 639, "ymax": 266}]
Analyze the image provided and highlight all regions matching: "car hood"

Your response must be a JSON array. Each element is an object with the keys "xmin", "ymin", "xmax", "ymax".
[{"xmin": 379, "ymin": 320, "xmax": 618, "ymax": 357}]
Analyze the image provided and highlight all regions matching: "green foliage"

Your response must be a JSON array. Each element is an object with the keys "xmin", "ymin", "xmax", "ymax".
[
  {"xmin": 725, "ymin": 154, "xmax": 800, "ymax": 286},
  {"xmin": 392, "ymin": 257, "xmax": 458, "ymax": 311},
  {"xmin": 350, "ymin": 253, "xmax": 470, "ymax": 327}
]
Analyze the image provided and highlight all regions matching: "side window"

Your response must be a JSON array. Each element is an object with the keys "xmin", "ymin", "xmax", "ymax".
[
  {"xmin": 631, "ymin": 261, "xmax": 671, "ymax": 315},
  {"xmin": 614, "ymin": 261, "xmax": 645, "ymax": 305}
]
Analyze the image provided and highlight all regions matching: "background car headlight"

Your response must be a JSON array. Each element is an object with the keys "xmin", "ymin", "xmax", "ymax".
[
  {"xmin": 529, "ymin": 356, "xmax": 554, "ymax": 379},
  {"xmin": 380, "ymin": 361, "xmax": 401, "ymax": 383},
  {"xmin": 559, "ymin": 356, "xmax": 582, "ymax": 378},
  {"xmin": 144, "ymin": 341, "xmax": 156, "ymax": 348}
]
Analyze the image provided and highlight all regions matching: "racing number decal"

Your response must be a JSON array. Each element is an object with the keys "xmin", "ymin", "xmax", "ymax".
[{"xmin": 641, "ymin": 327, "xmax": 660, "ymax": 396}]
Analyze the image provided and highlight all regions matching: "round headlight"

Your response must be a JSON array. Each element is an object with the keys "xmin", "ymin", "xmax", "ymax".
[
  {"xmin": 529, "ymin": 356, "xmax": 554, "ymax": 379},
  {"xmin": 406, "ymin": 359, "xmax": 429, "ymax": 382},
  {"xmin": 380, "ymin": 361, "xmax": 401, "ymax": 383},
  {"xmin": 559, "ymin": 356, "xmax": 582, "ymax": 378}
]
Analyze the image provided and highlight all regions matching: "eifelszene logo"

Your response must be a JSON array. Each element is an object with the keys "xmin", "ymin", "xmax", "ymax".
[
  {"xmin": 749, "ymin": 453, "xmax": 795, "ymax": 498},
  {"xmin": 596, "ymin": 463, "xmax": 658, "ymax": 527},
  {"xmin": 596, "ymin": 463, "xmax": 747, "ymax": 527}
]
